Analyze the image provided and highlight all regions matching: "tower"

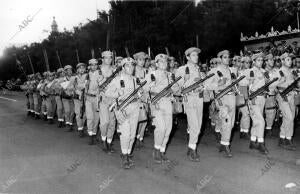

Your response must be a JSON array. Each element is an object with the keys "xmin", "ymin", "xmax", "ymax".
[{"xmin": 51, "ymin": 16, "xmax": 58, "ymax": 33}]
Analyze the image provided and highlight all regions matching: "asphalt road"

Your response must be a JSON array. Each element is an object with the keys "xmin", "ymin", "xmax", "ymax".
[{"xmin": 0, "ymin": 92, "xmax": 299, "ymax": 194}]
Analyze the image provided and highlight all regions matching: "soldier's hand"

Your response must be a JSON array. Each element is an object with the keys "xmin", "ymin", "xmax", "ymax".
[
  {"xmin": 194, "ymin": 77, "xmax": 201, "ymax": 82},
  {"xmin": 218, "ymin": 78, "xmax": 227, "ymax": 86}
]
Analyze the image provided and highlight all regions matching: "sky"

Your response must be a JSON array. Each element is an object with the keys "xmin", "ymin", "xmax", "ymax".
[{"xmin": 0, "ymin": 0, "xmax": 110, "ymax": 57}]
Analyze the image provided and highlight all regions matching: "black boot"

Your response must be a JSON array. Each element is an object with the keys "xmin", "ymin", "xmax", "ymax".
[
  {"xmin": 43, "ymin": 115, "xmax": 47, "ymax": 121},
  {"xmin": 66, "ymin": 125, "xmax": 73, "ymax": 132},
  {"xmin": 240, "ymin": 132, "xmax": 250, "ymax": 140},
  {"xmin": 160, "ymin": 152, "xmax": 171, "ymax": 163},
  {"xmin": 48, "ymin": 118, "xmax": 54, "ymax": 124},
  {"xmin": 278, "ymin": 138, "xmax": 285, "ymax": 148},
  {"xmin": 35, "ymin": 114, "xmax": 40, "ymax": 120},
  {"xmin": 249, "ymin": 141, "xmax": 258, "ymax": 150},
  {"xmin": 257, "ymin": 143, "xmax": 269, "ymax": 155},
  {"xmin": 187, "ymin": 148, "xmax": 200, "ymax": 162},
  {"xmin": 78, "ymin": 130, "xmax": 84, "ymax": 138},
  {"xmin": 121, "ymin": 154, "xmax": 130, "ymax": 169},
  {"xmin": 265, "ymin": 130, "xmax": 273, "ymax": 138},
  {"xmin": 127, "ymin": 154, "xmax": 135, "ymax": 167},
  {"xmin": 219, "ymin": 144, "xmax": 233, "ymax": 158},
  {"xmin": 153, "ymin": 149, "xmax": 162, "ymax": 164},
  {"xmin": 107, "ymin": 143, "xmax": 115, "ymax": 154},
  {"xmin": 284, "ymin": 139, "xmax": 296, "ymax": 151},
  {"xmin": 88, "ymin": 135, "xmax": 95, "ymax": 145},
  {"xmin": 58, "ymin": 121, "xmax": 63, "ymax": 128},
  {"xmin": 215, "ymin": 132, "xmax": 221, "ymax": 142},
  {"xmin": 27, "ymin": 111, "xmax": 31, "ymax": 116},
  {"xmin": 102, "ymin": 141, "xmax": 108, "ymax": 153}
]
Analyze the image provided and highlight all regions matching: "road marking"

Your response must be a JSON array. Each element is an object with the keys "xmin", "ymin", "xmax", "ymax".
[{"xmin": 0, "ymin": 96, "xmax": 17, "ymax": 102}]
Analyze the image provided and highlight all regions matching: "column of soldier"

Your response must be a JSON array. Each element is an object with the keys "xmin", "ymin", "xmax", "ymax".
[{"xmin": 21, "ymin": 48, "xmax": 300, "ymax": 169}]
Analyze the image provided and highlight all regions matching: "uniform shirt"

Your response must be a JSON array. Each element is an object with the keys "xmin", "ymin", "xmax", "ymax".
[
  {"xmin": 86, "ymin": 70, "xmax": 103, "ymax": 95},
  {"xmin": 105, "ymin": 73, "xmax": 139, "ymax": 101},
  {"xmin": 205, "ymin": 64, "xmax": 233, "ymax": 92},
  {"xmin": 265, "ymin": 67, "xmax": 278, "ymax": 95},
  {"xmin": 135, "ymin": 66, "xmax": 147, "ymax": 81},
  {"xmin": 175, "ymin": 62, "xmax": 205, "ymax": 92},
  {"xmin": 45, "ymin": 79, "xmax": 56, "ymax": 95},
  {"xmin": 275, "ymin": 66, "xmax": 296, "ymax": 89},
  {"xmin": 248, "ymin": 66, "xmax": 266, "ymax": 92},
  {"xmin": 69, "ymin": 73, "xmax": 87, "ymax": 96}
]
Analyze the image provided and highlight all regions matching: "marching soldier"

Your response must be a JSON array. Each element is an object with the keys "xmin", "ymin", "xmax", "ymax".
[
  {"xmin": 85, "ymin": 59, "xmax": 103, "ymax": 145},
  {"xmin": 145, "ymin": 54, "xmax": 180, "ymax": 163},
  {"xmin": 98, "ymin": 51, "xmax": 117, "ymax": 153},
  {"xmin": 276, "ymin": 52, "xmax": 298, "ymax": 151},
  {"xmin": 176, "ymin": 47, "xmax": 205, "ymax": 161},
  {"xmin": 106, "ymin": 57, "xmax": 141, "ymax": 169},
  {"xmin": 70, "ymin": 63, "xmax": 88, "ymax": 137},
  {"xmin": 206, "ymin": 50, "xmax": 236, "ymax": 157},
  {"xmin": 237, "ymin": 56, "xmax": 251, "ymax": 139},
  {"xmin": 248, "ymin": 53, "xmax": 268, "ymax": 154},
  {"xmin": 53, "ymin": 68, "xmax": 65, "ymax": 128},
  {"xmin": 264, "ymin": 54, "xmax": 278, "ymax": 138},
  {"xmin": 32, "ymin": 73, "xmax": 42, "ymax": 119},
  {"xmin": 44, "ymin": 72, "xmax": 57, "ymax": 124},
  {"xmin": 27, "ymin": 74, "xmax": 35, "ymax": 117},
  {"xmin": 133, "ymin": 52, "xmax": 148, "ymax": 149},
  {"xmin": 38, "ymin": 72, "xmax": 49, "ymax": 120}
]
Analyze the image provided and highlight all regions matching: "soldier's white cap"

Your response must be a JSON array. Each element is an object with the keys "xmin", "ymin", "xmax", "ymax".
[
  {"xmin": 280, "ymin": 52, "xmax": 294, "ymax": 60},
  {"xmin": 121, "ymin": 57, "xmax": 135, "ymax": 67},
  {"xmin": 43, "ymin": 71, "xmax": 48, "ymax": 77},
  {"xmin": 217, "ymin": 50, "xmax": 230, "ymax": 58},
  {"xmin": 76, "ymin": 63, "xmax": 86, "ymax": 69},
  {"xmin": 185, "ymin": 47, "xmax": 201, "ymax": 57},
  {"xmin": 57, "ymin": 68, "xmax": 64, "ymax": 73},
  {"xmin": 115, "ymin": 56, "xmax": 123, "ymax": 62},
  {"xmin": 88, "ymin": 58, "xmax": 98, "ymax": 65},
  {"xmin": 233, "ymin": 56, "xmax": 241, "ymax": 61},
  {"xmin": 48, "ymin": 72, "xmax": 55, "ymax": 76},
  {"xmin": 133, "ymin": 52, "xmax": 147, "ymax": 60},
  {"xmin": 155, "ymin": 54, "xmax": 168, "ymax": 63},
  {"xmin": 64, "ymin": 65, "xmax": 72, "ymax": 70},
  {"xmin": 168, "ymin": 56, "xmax": 176, "ymax": 61},
  {"xmin": 251, "ymin": 52, "xmax": 264, "ymax": 61},
  {"xmin": 101, "ymin": 51, "xmax": 113, "ymax": 58}
]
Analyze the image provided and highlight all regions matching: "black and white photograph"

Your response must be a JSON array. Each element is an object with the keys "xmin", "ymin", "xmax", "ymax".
[{"xmin": 0, "ymin": 0, "xmax": 300, "ymax": 193}]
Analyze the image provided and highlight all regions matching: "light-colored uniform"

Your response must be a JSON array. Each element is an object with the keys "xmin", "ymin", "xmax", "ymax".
[
  {"xmin": 61, "ymin": 76, "xmax": 75, "ymax": 126},
  {"xmin": 248, "ymin": 66, "xmax": 266, "ymax": 143},
  {"xmin": 237, "ymin": 68, "xmax": 251, "ymax": 133},
  {"xmin": 98, "ymin": 65, "xmax": 116, "ymax": 143},
  {"xmin": 176, "ymin": 62, "xmax": 205, "ymax": 150},
  {"xmin": 53, "ymin": 77, "xmax": 64, "ymax": 122},
  {"xmin": 70, "ymin": 73, "xmax": 87, "ymax": 131},
  {"xmin": 44, "ymin": 79, "xmax": 57, "ymax": 120},
  {"xmin": 206, "ymin": 65, "xmax": 236, "ymax": 146},
  {"xmin": 144, "ymin": 69, "xmax": 177, "ymax": 153},
  {"xmin": 32, "ymin": 79, "xmax": 41, "ymax": 116},
  {"xmin": 85, "ymin": 70, "xmax": 103, "ymax": 136},
  {"xmin": 275, "ymin": 66, "xmax": 296, "ymax": 140},
  {"xmin": 135, "ymin": 66, "xmax": 148, "ymax": 141},
  {"xmin": 106, "ymin": 73, "xmax": 140, "ymax": 155},
  {"xmin": 37, "ymin": 79, "xmax": 48, "ymax": 117}
]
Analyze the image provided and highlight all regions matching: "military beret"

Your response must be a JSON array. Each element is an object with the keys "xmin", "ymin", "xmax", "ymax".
[
  {"xmin": 64, "ymin": 65, "xmax": 72, "ymax": 70},
  {"xmin": 42, "ymin": 72, "xmax": 48, "ymax": 77},
  {"xmin": 35, "ymin": 72, "xmax": 41, "ymax": 76},
  {"xmin": 145, "ymin": 54, "xmax": 150, "ymax": 59},
  {"xmin": 251, "ymin": 53, "xmax": 264, "ymax": 61},
  {"xmin": 48, "ymin": 72, "xmax": 55, "ymax": 76},
  {"xmin": 265, "ymin": 53, "xmax": 274, "ymax": 60},
  {"xmin": 115, "ymin": 56, "xmax": 123, "ymax": 62},
  {"xmin": 217, "ymin": 50, "xmax": 230, "ymax": 58},
  {"xmin": 101, "ymin": 51, "xmax": 113, "ymax": 58},
  {"xmin": 185, "ymin": 47, "xmax": 201, "ymax": 57},
  {"xmin": 133, "ymin": 52, "xmax": 147, "ymax": 60},
  {"xmin": 215, "ymin": 58, "xmax": 222, "ymax": 64},
  {"xmin": 88, "ymin": 58, "xmax": 98, "ymax": 65},
  {"xmin": 155, "ymin": 54, "xmax": 168, "ymax": 63},
  {"xmin": 76, "ymin": 63, "xmax": 86, "ymax": 69},
  {"xmin": 121, "ymin": 57, "xmax": 135, "ymax": 67},
  {"xmin": 57, "ymin": 68, "xmax": 64, "ymax": 73},
  {"xmin": 280, "ymin": 52, "xmax": 294, "ymax": 60},
  {"xmin": 210, "ymin": 58, "xmax": 216, "ymax": 64},
  {"xmin": 233, "ymin": 56, "xmax": 241, "ymax": 61},
  {"xmin": 168, "ymin": 56, "xmax": 175, "ymax": 61}
]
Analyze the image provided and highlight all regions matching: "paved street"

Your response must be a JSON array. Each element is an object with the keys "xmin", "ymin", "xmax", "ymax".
[{"xmin": 0, "ymin": 92, "xmax": 299, "ymax": 194}]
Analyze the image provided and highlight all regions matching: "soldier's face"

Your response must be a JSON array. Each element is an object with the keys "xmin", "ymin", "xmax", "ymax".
[
  {"xmin": 284, "ymin": 57, "xmax": 292, "ymax": 67},
  {"xmin": 124, "ymin": 63, "xmax": 134, "ymax": 75},
  {"xmin": 267, "ymin": 58, "xmax": 274, "ymax": 67},
  {"xmin": 169, "ymin": 61, "xmax": 175, "ymax": 68},
  {"xmin": 157, "ymin": 60, "xmax": 168, "ymax": 70},
  {"xmin": 90, "ymin": 63, "xmax": 98, "ymax": 71},
  {"xmin": 60, "ymin": 71, "xmax": 65, "ymax": 77},
  {"xmin": 221, "ymin": 54, "xmax": 230, "ymax": 65},
  {"xmin": 103, "ymin": 56, "xmax": 112, "ymax": 65},
  {"xmin": 78, "ymin": 66, "xmax": 86, "ymax": 74},
  {"xmin": 296, "ymin": 58, "xmax": 300, "ymax": 68},
  {"xmin": 66, "ymin": 69, "xmax": 72, "ymax": 76},
  {"xmin": 254, "ymin": 57, "xmax": 263, "ymax": 68},
  {"xmin": 48, "ymin": 75, "xmax": 54, "ymax": 81},
  {"xmin": 188, "ymin": 52, "xmax": 198, "ymax": 64},
  {"xmin": 136, "ymin": 58, "xmax": 145, "ymax": 67}
]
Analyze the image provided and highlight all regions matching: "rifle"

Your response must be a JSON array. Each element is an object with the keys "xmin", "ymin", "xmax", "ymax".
[
  {"xmin": 279, "ymin": 77, "xmax": 300, "ymax": 101},
  {"xmin": 150, "ymin": 76, "xmax": 182, "ymax": 105},
  {"xmin": 181, "ymin": 73, "xmax": 214, "ymax": 95},
  {"xmin": 214, "ymin": 75, "xmax": 245, "ymax": 106},
  {"xmin": 99, "ymin": 67, "xmax": 122, "ymax": 92},
  {"xmin": 80, "ymin": 88, "xmax": 85, "ymax": 119},
  {"xmin": 247, "ymin": 78, "xmax": 279, "ymax": 105}
]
